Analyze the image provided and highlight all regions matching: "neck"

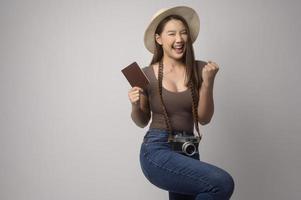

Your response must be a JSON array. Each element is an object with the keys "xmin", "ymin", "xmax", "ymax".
[{"xmin": 162, "ymin": 55, "xmax": 185, "ymax": 69}]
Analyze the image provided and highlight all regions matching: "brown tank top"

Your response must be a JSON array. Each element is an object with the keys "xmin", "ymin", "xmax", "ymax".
[{"xmin": 141, "ymin": 62, "xmax": 204, "ymax": 133}]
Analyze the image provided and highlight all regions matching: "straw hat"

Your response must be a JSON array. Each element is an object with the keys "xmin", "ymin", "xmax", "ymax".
[{"xmin": 144, "ymin": 6, "xmax": 200, "ymax": 54}]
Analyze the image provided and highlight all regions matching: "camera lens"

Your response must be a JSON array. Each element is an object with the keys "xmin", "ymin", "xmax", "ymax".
[{"xmin": 182, "ymin": 142, "xmax": 196, "ymax": 156}]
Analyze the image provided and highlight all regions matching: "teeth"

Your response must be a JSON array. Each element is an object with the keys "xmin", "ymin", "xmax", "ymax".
[{"xmin": 174, "ymin": 45, "xmax": 183, "ymax": 49}]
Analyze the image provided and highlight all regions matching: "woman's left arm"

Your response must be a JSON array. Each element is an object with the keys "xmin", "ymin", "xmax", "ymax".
[{"xmin": 197, "ymin": 61, "xmax": 219, "ymax": 125}]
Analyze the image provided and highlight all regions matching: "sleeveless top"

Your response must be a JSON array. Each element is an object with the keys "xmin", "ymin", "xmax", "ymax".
[{"xmin": 141, "ymin": 60, "xmax": 205, "ymax": 133}]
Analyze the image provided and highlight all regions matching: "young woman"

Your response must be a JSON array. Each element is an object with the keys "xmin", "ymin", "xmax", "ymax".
[{"xmin": 128, "ymin": 6, "xmax": 235, "ymax": 200}]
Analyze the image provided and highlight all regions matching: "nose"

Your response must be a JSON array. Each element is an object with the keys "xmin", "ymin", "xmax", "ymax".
[{"xmin": 175, "ymin": 33, "xmax": 184, "ymax": 42}]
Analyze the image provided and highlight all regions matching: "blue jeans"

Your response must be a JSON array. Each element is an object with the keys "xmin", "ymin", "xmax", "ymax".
[{"xmin": 139, "ymin": 128, "xmax": 235, "ymax": 200}]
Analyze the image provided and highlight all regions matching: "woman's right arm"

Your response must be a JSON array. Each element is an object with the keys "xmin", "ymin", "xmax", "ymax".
[{"xmin": 128, "ymin": 86, "xmax": 151, "ymax": 128}]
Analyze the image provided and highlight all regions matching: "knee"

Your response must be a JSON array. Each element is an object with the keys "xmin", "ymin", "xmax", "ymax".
[
  {"xmin": 210, "ymin": 169, "xmax": 235, "ymax": 199},
  {"xmin": 218, "ymin": 170, "xmax": 235, "ymax": 198},
  {"xmin": 222, "ymin": 172, "xmax": 235, "ymax": 198}
]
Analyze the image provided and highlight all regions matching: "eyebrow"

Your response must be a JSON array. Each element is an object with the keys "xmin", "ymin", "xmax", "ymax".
[{"xmin": 167, "ymin": 29, "xmax": 187, "ymax": 33}]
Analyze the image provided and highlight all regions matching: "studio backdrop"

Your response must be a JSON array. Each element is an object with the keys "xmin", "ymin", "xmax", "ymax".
[{"xmin": 0, "ymin": 0, "xmax": 300, "ymax": 200}]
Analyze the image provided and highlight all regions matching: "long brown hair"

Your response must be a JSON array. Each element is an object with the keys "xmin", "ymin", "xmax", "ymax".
[{"xmin": 150, "ymin": 14, "xmax": 202, "ymax": 140}]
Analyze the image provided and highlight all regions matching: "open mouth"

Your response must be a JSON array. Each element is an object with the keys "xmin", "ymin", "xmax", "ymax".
[{"xmin": 172, "ymin": 44, "xmax": 185, "ymax": 54}]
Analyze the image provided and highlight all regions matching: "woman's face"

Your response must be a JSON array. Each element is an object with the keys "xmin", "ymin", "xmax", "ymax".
[{"xmin": 155, "ymin": 19, "xmax": 188, "ymax": 60}]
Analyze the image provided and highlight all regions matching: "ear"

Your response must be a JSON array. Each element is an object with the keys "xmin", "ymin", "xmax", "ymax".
[{"xmin": 155, "ymin": 33, "xmax": 162, "ymax": 45}]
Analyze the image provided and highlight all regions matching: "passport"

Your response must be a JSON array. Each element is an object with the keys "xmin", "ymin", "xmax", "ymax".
[{"xmin": 121, "ymin": 62, "xmax": 150, "ymax": 89}]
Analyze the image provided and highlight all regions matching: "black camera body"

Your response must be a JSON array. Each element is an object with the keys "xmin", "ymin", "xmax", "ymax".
[{"xmin": 169, "ymin": 134, "xmax": 201, "ymax": 156}]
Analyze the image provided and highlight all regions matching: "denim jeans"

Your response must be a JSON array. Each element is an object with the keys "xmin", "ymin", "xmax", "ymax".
[{"xmin": 139, "ymin": 128, "xmax": 235, "ymax": 200}]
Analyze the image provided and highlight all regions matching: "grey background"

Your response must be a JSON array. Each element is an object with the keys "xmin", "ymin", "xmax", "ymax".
[{"xmin": 0, "ymin": 0, "xmax": 300, "ymax": 199}]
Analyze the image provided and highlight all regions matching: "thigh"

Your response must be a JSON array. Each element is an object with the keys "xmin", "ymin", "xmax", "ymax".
[
  {"xmin": 168, "ymin": 151, "xmax": 200, "ymax": 200},
  {"xmin": 140, "ymin": 142, "xmax": 232, "ymax": 196}
]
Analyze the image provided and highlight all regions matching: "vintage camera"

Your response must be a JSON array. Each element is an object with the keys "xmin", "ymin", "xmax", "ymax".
[{"xmin": 169, "ymin": 134, "xmax": 201, "ymax": 156}]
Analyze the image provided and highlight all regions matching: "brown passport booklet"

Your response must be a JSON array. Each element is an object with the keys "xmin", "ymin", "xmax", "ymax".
[{"xmin": 121, "ymin": 62, "xmax": 150, "ymax": 89}]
